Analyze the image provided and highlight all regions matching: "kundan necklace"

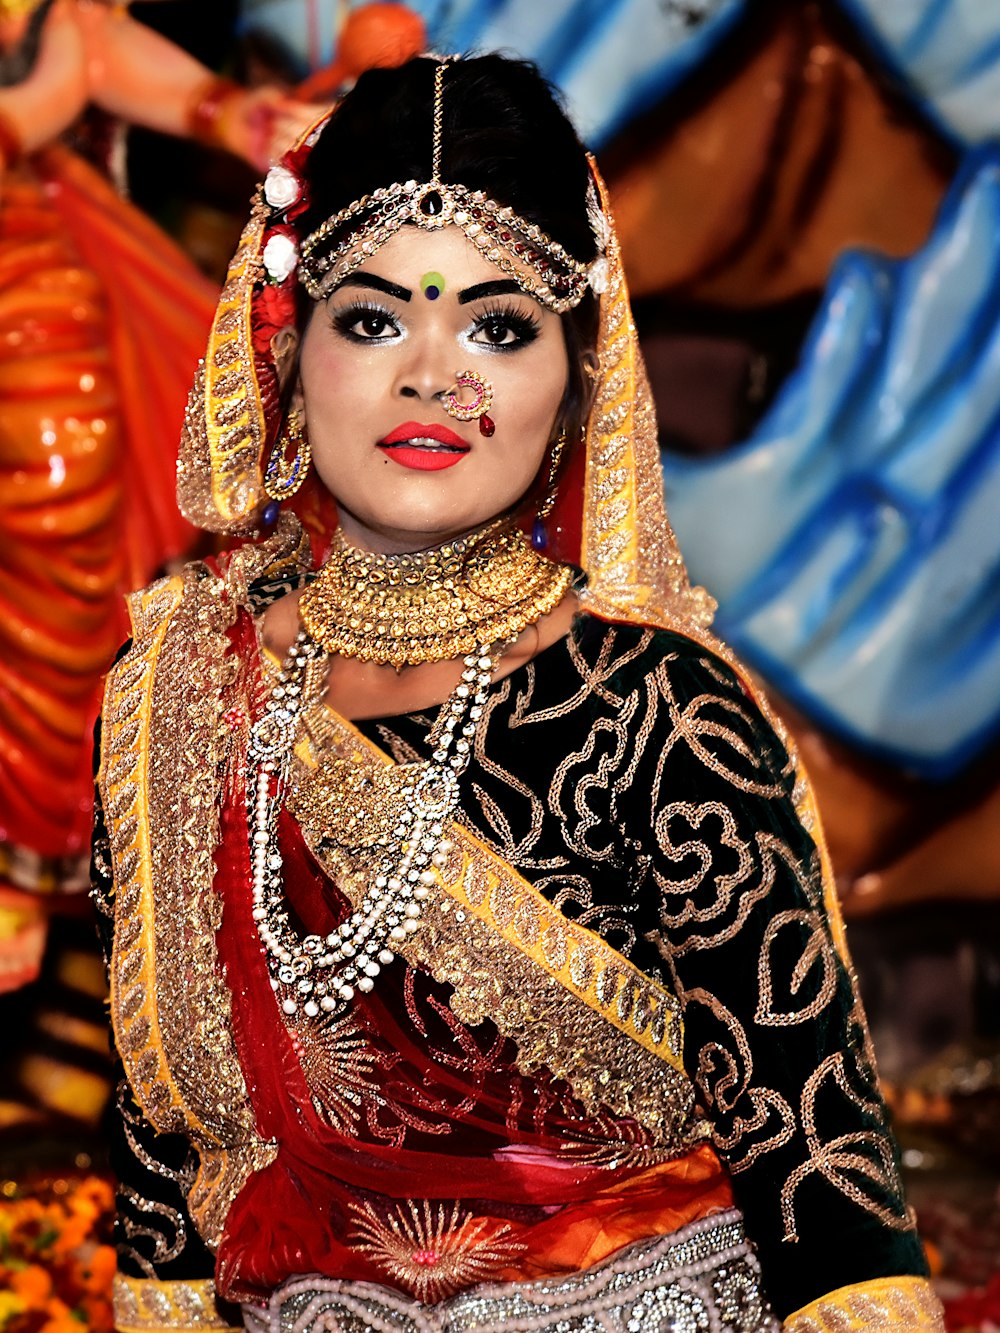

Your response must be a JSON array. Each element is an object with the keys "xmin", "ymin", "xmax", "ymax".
[
  {"xmin": 248, "ymin": 524, "xmax": 572, "ymax": 1021},
  {"xmin": 299, "ymin": 522, "xmax": 573, "ymax": 669}
]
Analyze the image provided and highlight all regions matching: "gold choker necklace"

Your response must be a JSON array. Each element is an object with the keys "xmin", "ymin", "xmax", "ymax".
[{"xmin": 299, "ymin": 526, "xmax": 573, "ymax": 669}]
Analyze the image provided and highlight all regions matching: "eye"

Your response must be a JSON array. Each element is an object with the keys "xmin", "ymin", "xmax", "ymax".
[
  {"xmin": 467, "ymin": 303, "xmax": 541, "ymax": 351},
  {"xmin": 331, "ymin": 302, "xmax": 402, "ymax": 343}
]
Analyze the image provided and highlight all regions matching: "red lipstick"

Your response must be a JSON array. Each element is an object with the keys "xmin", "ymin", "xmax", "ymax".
[
  {"xmin": 377, "ymin": 421, "xmax": 471, "ymax": 471},
  {"xmin": 383, "ymin": 447, "xmax": 466, "ymax": 471}
]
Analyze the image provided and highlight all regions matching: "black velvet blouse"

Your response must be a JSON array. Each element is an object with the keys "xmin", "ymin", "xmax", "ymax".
[{"xmin": 94, "ymin": 609, "xmax": 927, "ymax": 1319}]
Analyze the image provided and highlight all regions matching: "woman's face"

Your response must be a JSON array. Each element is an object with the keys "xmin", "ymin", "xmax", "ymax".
[{"xmin": 297, "ymin": 225, "xmax": 570, "ymax": 553}]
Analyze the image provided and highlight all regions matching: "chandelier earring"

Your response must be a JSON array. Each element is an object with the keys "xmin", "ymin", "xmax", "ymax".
[
  {"xmin": 531, "ymin": 430, "xmax": 568, "ymax": 552},
  {"xmin": 262, "ymin": 409, "xmax": 312, "ymax": 523}
]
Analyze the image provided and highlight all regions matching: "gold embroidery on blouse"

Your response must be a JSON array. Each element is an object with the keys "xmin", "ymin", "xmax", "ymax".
[
  {"xmin": 780, "ymin": 1050, "xmax": 912, "ymax": 1243},
  {"xmin": 755, "ymin": 909, "xmax": 839, "ymax": 1027},
  {"xmin": 112, "ymin": 1275, "xmax": 238, "ymax": 1332},
  {"xmin": 101, "ymin": 517, "xmax": 309, "ymax": 1247},
  {"xmin": 117, "ymin": 1186, "xmax": 187, "ymax": 1278},
  {"xmin": 783, "ymin": 1275, "xmax": 945, "ymax": 1332},
  {"xmin": 682, "ymin": 987, "xmax": 796, "ymax": 1173}
]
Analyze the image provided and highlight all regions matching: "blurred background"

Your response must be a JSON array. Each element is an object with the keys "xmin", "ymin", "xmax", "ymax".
[{"xmin": 0, "ymin": 1, "xmax": 997, "ymax": 1327}]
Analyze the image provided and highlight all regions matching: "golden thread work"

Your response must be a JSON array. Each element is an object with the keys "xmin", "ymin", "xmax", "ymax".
[{"xmin": 112, "ymin": 1275, "xmax": 238, "ymax": 1333}]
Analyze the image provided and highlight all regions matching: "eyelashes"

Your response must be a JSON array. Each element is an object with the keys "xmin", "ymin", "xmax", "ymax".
[
  {"xmin": 328, "ymin": 298, "xmax": 542, "ymax": 350},
  {"xmin": 329, "ymin": 301, "xmax": 402, "ymax": 344},
  {"xmin": 466, "ymin": 301, "xmax": 541, "ymax": 352}
]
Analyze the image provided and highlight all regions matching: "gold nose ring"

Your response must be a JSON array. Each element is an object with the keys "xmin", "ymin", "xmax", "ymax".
[{"xmin": 442, "ymin": 369, "xmax": 495, "ymax": 437}]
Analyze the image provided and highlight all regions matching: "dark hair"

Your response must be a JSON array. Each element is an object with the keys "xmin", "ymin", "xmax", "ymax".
[{"xmin": 300, "ymin": 54, "xmax": 599, "ymax": 444}]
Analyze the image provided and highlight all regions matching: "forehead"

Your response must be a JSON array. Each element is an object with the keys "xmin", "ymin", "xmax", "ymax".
[{"xmin": 349, "ymin": 225, "xmax": 514, "ymax": 291}]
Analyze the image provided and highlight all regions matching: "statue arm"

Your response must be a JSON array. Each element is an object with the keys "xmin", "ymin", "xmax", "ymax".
[{"xmin": 0, "ymin": 0, "xmax": 87, "ymax": 156}]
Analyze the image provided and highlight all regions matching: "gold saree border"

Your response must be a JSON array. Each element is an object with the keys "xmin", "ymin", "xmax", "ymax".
[
  {"xmin": 113, "ymin": 1275, "xmax": 238, "ymax": 1333},
  {"xmin": 293, "ymin": 707, "xmax": 703, "ymax": 1145},
  {"xmin": 784, "ymin": 1275, "xmax": 945, "ymax": 1332},
  {"xmin": 579, "ymin": 160, "xmax": 715, "ymax": 635},
  {"xmin": 176, "ymin": 201, "xmax": 269, "ymax": 533},
  {"xmin": 101, "ymin": 518, "xmax": 309, "ymax": 1247}
]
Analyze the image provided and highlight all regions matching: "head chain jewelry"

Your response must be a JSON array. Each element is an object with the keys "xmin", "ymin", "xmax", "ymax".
[{"xmin": 298, "ymin": 57, "xmax": 607, "ymax": 314}]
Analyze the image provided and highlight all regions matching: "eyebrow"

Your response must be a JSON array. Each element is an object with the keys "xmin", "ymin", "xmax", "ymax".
[
  {"xmin": 338, "ymin": 272, "xmax": 412, "ymax": 302},
  {"xmin": 458, "ymin": 279, "xmax": 523, "ymax": 305}
]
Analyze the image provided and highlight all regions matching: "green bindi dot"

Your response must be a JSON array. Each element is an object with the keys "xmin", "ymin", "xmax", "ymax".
[{"xmin": 420, "ymin": 271, "xmax": 445, "ymax": 300}]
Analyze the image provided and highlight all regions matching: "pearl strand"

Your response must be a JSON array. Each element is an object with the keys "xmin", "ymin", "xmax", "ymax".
[{"xmin": 247, "ymin": 630, "xmax": 496, "ymax": 1020}]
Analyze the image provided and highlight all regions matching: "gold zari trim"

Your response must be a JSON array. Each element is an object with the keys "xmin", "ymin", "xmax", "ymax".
[
  {"xmin": 113, "ymin": 1275, "xmax": 238, "ymax": 1333},
  {"xmin": 100, "ymin": 518, "xmax": 310, "ymax": 1245},
  {"xmin": 784, "ymin": 1276, "xmax": 945, "ymax": 1332},
  {"xmin": 579, "ymin": 165, "xmax": 714, "ymax": 634},
  {"xmin": 292, "ymin": 702, "xmax": 702, "ymax": 1143},
  {"xmin": 177, "ymin": 201, "xmax": 270, "ymax": 533}
]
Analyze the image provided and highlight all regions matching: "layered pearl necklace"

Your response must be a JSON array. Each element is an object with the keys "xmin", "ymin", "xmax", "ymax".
[{"xmin": 247, "ymin": 630, "xmax": 500, "ymax": 1020}]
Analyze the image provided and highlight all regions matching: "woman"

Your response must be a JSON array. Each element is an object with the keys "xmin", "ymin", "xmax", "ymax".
[{"xmin": 94, "ymin": 54, "xmax": 944, "ymax": 1333}]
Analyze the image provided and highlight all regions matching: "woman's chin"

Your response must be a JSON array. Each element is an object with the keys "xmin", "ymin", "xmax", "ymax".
[{"xmin": 335, "ymin": 507, "xmax": 504, "ymax": 554}]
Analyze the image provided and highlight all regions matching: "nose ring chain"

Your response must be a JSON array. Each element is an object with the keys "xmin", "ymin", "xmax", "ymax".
[{"xmin": 442, "ymin": 369, "xmax": 495, "ymax": 437}]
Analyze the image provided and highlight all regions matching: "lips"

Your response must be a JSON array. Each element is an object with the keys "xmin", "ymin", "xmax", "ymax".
[{"xmin": 377, "ymin": 421, "xmax": 471, "ymax": 472}]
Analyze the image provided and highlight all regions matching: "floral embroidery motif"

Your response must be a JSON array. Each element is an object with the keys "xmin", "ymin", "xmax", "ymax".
[
  {"xmin": 295, "ymin": 1016, "xmax": 384, "ymax": 1133},
  {"xmin": 348, "ymin": 1199, "xmax": 526, "ymax": 1303}
]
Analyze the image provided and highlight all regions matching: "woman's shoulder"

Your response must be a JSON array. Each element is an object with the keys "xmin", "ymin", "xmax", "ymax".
[
  {"xmin": 123, "ymin": 515, "xmax": 313, "ymax": 645},
  {"xmin": 569, "ymin": 610, "xmax": 794, "ymax": 777},
  {"xmin": 571, "ymin": 609, "xmax": 748, "ymax": 697}
]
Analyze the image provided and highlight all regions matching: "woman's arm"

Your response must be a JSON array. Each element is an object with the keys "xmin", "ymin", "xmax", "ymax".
[
  {"xmin": 0, "ymin": 0, "xmax": 87, "ymax": 158},
  {"xmin": 618, "ymin": 634, "xmax": 941, "ymax": 1328}
]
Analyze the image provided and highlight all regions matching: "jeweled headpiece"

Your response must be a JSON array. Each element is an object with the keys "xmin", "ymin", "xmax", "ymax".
[{"xmin": 298, "ymin": 58, "xmax": 607, "ymax": 314}]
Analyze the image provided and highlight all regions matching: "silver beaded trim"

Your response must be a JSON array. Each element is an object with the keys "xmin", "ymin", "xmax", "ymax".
[{"xmin": 242, "ymin": 1208, "xmax": 778, "ymax": 1332}]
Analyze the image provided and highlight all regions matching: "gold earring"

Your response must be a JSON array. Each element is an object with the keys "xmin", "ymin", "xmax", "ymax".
[
  {"xmin": 263, "ymin": 409, "xmax": 311, "ymax": 503},
  {"xmin": 532, "ymin": 431, "xmax": 568, "ymax": 551}
]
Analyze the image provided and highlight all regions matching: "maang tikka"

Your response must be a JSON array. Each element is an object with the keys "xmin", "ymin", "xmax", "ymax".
[{"xmin": 298, "ymin": 57, "xmax": 607, "ymax": 314}]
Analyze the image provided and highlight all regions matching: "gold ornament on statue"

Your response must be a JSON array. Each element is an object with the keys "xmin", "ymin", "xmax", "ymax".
[
  {"xmin": 299, "ymin": 524, "xmax": 573, "ymax": 670},
  {"xmin": 0, "ymin": 0, "xmax": 48, "ymax": 19}
]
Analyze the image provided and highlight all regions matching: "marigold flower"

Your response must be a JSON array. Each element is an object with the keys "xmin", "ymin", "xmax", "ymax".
[
  {"xmin": 10, "ymin": 1262, "xmax": 53, "ymax": 1303},
  {"xmin": 77, "ymin": 1244, "xmax": 116, "ymax": 1294}
]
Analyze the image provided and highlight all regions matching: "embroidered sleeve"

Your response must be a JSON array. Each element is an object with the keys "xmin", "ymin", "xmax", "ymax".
[
  {"xmin": 92, "ymin": 727, "xmax": 232, "ymax": 1331},
  {"xmin": 618, "ymin": 638, "xmax": 932, "ymax": 1319}
]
